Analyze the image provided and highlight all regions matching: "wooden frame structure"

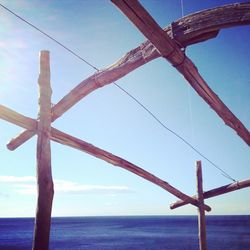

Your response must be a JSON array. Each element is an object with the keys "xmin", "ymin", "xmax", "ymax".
[{"xmin": 0, "ymin": 1, "xmax": 250, "ymax": 249}]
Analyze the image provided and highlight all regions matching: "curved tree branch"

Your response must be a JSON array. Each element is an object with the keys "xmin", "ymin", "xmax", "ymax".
[{"xmin": 7, "ymin": 2, "xmax": 250, "ymax": 150}]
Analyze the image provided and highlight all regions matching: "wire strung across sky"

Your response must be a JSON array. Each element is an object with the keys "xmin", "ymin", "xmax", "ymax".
[{"xmin": 0, "ymin": 3, "xmax": 237, "ymax": 182}]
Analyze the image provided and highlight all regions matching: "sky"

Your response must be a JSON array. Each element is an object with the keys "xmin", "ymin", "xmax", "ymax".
[{"xmin": 0, "ymin": 0, "xmax": 249, "ymax": 218}]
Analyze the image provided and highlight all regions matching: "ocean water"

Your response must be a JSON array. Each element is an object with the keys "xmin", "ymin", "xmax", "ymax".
[{"xmin": 0, "ymin": 216, "xmax": 249, "ymax": 249}]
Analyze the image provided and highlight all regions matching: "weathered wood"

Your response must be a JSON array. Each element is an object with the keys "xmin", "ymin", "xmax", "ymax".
[
  {"xmin": 111, "ymin": 0, "xmax": 250, "ymax": 146},
  {"xmin": 32, "ymin": 51, "xmax": 54, "ymax": 250},
  {"xmin": 170, "ymin": 178, "xmax": 250, "ymax": 210},
  {"xmin": 0, "ymin": 105, "xmax": 37, "ymax": 130},
  {"xmin": 111, "ymin": 0, "xmax": 184, "ymax": 64},
  {"xmin": 196, "ymin": 161, "xmax": 207, "ymax": 250},
  {"xmin": 171, "ymin": 2, "xmax": 250, "ymax": 47},
  {"xmin": 7, "ymin": 2, "xmax": 250, "ymax": 150},
  {"xmin": 51, "ymin": 127, "xmax": 211, "ymax": 211},
  {"xmin": 0, "ymin": 104, "xmax": 211, "ymax": 211}
]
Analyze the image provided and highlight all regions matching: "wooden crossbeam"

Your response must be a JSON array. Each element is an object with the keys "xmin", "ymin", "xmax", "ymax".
[
  {"xmin": 111, "ymin": 0, "xmax": 250, "ymax": 146},
  {"xmin": 170, "ymin": 178, "xmax": 250, "ymax": 210},
  {"xmin": 32, "ymin": 51, "xmax": 54, "ymax": 250},
  {"xmin": 0, "ymin": 104, "xmax": 211, "ymax": 211},
  {"xmin": 7, "ymin": 2, "xmax": 250, "ymax": 151}
]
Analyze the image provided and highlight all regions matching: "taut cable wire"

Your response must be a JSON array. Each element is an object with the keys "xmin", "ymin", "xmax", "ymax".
[
  {"xmin": 0, "ymin": 3, "xmax": 99, "ymax": 71},
  {"xmin": 0, "ymin": 3, "xmax": 237, "ymax": 182}
]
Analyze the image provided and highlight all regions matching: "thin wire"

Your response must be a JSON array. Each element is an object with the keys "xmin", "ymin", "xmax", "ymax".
[
  {"xmin": 0, "ymin": 3, "xmax": 99, "ymax": 71},
  {"xmin": 114, "ymin": 83, "xmax": 237, "ymax": 182},
  {"xmin": 180, "ymin": 0, "xmax": 184, "ymax": 17},
  {"xmin": 176, "ymin": 1, "xmax": 236, "ymax": 182},
  {"xmin": 180, "ymin": 1, "xmax": 195, "ymax": 144},
  {"xmin": 187, "ymin": 85, "xmax": 195, "ymax": 141},
  {"xmin": 0, "ymin": 3, "xmax": 237, "ymax": 182}
]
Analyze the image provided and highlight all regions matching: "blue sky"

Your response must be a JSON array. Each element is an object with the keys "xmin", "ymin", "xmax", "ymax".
[{"xmin": 0, "ymin": 0, "xmax": 249, "ymax": 217}]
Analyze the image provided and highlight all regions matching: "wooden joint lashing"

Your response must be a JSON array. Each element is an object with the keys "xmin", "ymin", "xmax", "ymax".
[
  {"xmin": 93, "ymin": 71, "xmax": 105, "ymax": 88},
  {"xmin": 171, "ymin": 52, "xmax": 187, "ymax": 68},
  {"xmin": 161, "ymin": 44, "xmax": 186, "ymax": 68},
  {"xmin": 162, "ymin": 47, "xmax": 176, "ymax": 61}
]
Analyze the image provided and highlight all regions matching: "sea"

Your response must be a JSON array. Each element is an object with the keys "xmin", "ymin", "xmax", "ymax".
[{"xmin": 0, "ymin": 215, "xmax": 249, "ymax": 250}]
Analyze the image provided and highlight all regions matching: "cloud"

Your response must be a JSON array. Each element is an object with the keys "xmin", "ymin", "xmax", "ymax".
[
  {"xmin": 0, "ymin": 39, "xmax": 28, "ymax": 49},
  {"xmin": 0, "ymin": 176, "xmax": 133, "ymax": 196},
  {"xmin": 0, "ymin": 176, "xmax": 35, "ymax": 183},
  {"xmin": 52, "ymin": 179, "xmax": 133, "ymax": 195},
  {"xmin": 0, "ymin": 41, "xmax": 7, "ymax": 49},
  {"xmin": 0, "ymin": 192, "xmax": 9, "ymax": 198}
]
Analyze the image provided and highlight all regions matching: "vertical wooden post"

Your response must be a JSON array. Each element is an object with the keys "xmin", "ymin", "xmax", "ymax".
[
  {"xmin": 196, "ymin": 160, "xmax": 207, "ymax": 250},
  {"xmin": 32, "ymin": 50, "xmax": 54, "ymax": 250}
]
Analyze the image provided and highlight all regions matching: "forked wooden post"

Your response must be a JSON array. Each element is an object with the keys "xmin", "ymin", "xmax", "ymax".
[
  {"xmin": 196, "ymin": 161, "xmax": 207, "ymax": 250},
  {"xmin": 32, "ymin": 51, "xmax": 54, "ymax": 250}
]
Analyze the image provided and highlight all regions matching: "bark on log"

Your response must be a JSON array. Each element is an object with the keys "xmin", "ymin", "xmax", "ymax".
[
  {"xmin": 32, "ymin": 51, "xmax": 54, "ymax": 250},
  {"xmin": 0, "ymin": 104, "xmax": 211, "ymax": 211},
  {"xmin": 111, "ymin": 0, "xmax": 250, "ymax": 146},
  {"xmin": 170, "ymin": 178, "xmax": 250, "ymax": 210},
  {"xmin": 196, "ymin": 161, "xmax": 207, "ymax": 250},
  {"xmin": 6, "ymin": 2, "xmax": 250, "ymax": 150}
]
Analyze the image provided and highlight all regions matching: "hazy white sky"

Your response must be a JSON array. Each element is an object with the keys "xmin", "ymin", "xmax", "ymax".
[{"xmin": 0, "ymin": 0, "xmax": 249, "ymax": 217}]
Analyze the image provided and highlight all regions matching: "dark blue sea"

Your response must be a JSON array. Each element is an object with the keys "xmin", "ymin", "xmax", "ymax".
[{"xmin": 0, "ymin": 216, "xmax": 249, "ymax": 249}]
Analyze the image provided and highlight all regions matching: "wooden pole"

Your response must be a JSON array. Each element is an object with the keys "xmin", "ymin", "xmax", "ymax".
[
  {"xmin": 196, "ymin": 161, "xmax": 207, "ymax": 250},
  {"xmin": 32, "ymin": 50, "xmax": 54, "ymax": 250}
]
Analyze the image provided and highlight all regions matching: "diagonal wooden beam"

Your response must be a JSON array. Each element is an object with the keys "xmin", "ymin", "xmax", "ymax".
[
  {"xmin": 7, "ymin": 2, "xmax": 250, "ymax": 151},
  {"xmin": 0, "ymin": 104, "xmax": 211, "ymax": 211},
  {"xmin": 111, "ymin": 0, "xmax": 250, "ymax": 146},
  {"xmin": 170, "ymin": 178, "xmax": 250, "ymax": 210}
]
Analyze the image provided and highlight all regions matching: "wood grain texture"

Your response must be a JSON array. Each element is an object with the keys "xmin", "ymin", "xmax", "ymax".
[
  {"xmin": 32, "ymin": 51, "xmax": 54, "ymax": 250},
  {"xmin": 196, "ymin": 161, "xmax": 207, "ymax": 250},
  {"xmin": 111, "ymin": 0, "xmax": 250, "ymax": 146},
  {"xmin": 0, "ymin": 104, "xmax": 211, "ymax": 211},
  {"xmin": 7, "ymin": 2, "xmax": 250, "ymax": 150},
  {"xmin": 171, "ymin": 2, "xmax": 250, "ymax": 47}
]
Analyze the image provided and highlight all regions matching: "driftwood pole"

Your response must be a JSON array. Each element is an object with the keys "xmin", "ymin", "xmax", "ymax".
[
  {"xmin": 32, "ymin": 50, "xmax": 54, "ymax": 250},
  {"xmin": 196, "ymin": 161, "xmax": 207, "ymax": 250}
]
